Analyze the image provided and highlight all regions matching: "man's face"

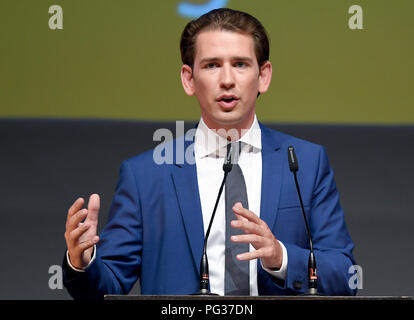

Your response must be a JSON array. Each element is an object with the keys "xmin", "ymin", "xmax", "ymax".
[{"xmin": 181, "ymin": 30, "xmax": 272, "ymax": 133}]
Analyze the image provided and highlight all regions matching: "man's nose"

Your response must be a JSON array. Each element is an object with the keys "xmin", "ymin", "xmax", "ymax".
[{"xmin": 220, "ymin": 64, "xmax": 235, "ymax": 89}]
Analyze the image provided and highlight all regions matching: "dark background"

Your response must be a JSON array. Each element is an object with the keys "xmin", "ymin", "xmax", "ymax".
[{"xmin": 0, "ymin": 119, "xmax": 413, "ymax": 299}]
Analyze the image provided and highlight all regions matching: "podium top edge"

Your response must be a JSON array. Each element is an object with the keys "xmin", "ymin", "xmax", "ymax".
[{"xmin": 104, "ymin": 295, "xmax": 414, "ymax": 301}]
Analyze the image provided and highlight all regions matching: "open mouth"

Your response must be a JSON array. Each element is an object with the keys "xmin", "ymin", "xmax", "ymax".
[{"xmin": 217, "ymin": 96, "xmax": 239, "ymax": 109}]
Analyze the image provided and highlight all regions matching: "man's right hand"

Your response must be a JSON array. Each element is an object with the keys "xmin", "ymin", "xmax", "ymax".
[{"xmin": 64, "ymin": 194, "xmax": 100, "ymax": 270}]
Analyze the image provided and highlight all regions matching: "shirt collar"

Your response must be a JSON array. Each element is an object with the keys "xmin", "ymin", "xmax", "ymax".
[{"xmin": 194, "ymin": 115, "xmax": 262, "ymax": 159}]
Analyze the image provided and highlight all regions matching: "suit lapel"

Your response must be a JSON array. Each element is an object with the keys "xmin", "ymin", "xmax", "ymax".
[
  {"xmin": 259, "ymin": 124, "xmax": 284, "ymax": 232},
  {"xmin": 171, "ymin": 139, "xmax": 204, "ymax": 274}
]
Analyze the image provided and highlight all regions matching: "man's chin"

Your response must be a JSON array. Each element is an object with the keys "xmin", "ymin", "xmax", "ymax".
[{"xmin": 208, "ymin": 112, "xmax": 254, "ymax": 131}]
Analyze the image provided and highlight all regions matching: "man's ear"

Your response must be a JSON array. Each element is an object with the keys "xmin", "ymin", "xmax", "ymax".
[
  {"xmin": 258, "ymin": 61, "xmax": 272, "ymax": 94},
  {"xmin": 181, "ymin": 64, "xmax": 195, "ymax": 96}
]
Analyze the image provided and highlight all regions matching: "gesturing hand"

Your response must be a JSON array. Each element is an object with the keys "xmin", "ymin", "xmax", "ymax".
[
  {"xmin": 64, "ymin": 194, "xmax": 100, "ymax": 270},
  {"xmin": 230, "ymin": 202, "xmax": 283, "ymax": 270}
]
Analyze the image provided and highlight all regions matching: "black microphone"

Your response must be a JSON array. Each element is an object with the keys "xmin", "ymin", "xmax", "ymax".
[
  {"xmin": 288, "ymin": 146, "xmax": 318, "ymax": 295},
  {"xmin": 195, "ymin": 143, "xmax": 233, "ymax": 295}
]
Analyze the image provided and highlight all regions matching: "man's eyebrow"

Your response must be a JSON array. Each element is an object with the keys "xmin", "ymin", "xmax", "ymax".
[
  {"xmin": 198, "ymin": 56, "xmax": 253, "ymax": 64},
  {"xmin": 232, "ymin": 56, "xmax": 254, "ymax": 62},
  {"xmin": 199, "ymin": 57, "xmax": 221, "ymax": 64}
]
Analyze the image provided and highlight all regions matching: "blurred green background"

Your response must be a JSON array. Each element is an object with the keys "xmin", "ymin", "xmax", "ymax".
[{"xmin": 0, "ymin": 0, "xmax": 413, "ymax": 124}]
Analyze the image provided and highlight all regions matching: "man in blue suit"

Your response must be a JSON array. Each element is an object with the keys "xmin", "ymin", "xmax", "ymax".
[{"xmin": 63, "ymin": 8, "xmax": 356, "ymax": 299}]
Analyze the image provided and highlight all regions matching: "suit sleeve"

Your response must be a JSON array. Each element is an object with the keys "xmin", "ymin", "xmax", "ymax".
[
  {"xmin": 278, "ymin": 146, "xmax": 357, "ymax": 295},
  {"xmin": 62, "ymin": 160, "xmax": 143, "ymax": 300}
]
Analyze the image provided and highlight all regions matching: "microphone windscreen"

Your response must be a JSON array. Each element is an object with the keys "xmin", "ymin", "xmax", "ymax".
[{"xmin": 288, "ymin": 146, "xmax": 299, "ymax": 172}]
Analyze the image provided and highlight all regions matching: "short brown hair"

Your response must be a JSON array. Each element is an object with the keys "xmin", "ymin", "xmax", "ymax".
[{"xmin": 180, "ymin": 8, "xmax": 270, "ymax": 69}]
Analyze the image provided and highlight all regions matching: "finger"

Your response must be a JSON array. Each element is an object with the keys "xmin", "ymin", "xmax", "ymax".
[
  {"xmin": 78, "ymin": 235, "xmax": 99, "ymax": 251},
  {"xmin": 86, "ymin": 194, "xmax": 100, "ymax": 223},
  {"xmin": 66, "ymin": 209, "xmax": 88, "ymax": 231},
  {"xmin": 67, "ymin": 197, "xmax": 84, "ymax": 218},
  {"xmin": 236, "ymin": 248, "xmax": 266, "ymax": 261},
  {"xmin": 231, "ymin": 234, "xmax": 264, "ymax": 247},
  {"xmin": 70, "ymin": 223, "xmax": 91, "ymax": 242},
  {"xmin": 231, "ymin": 218, "xmax": 263, "ymax": 236},
  {"xmin": 232, "ymin": 202, "xmax": 262, "ymax": 224},
  {"xmin": 234, "ymin": 213, "xmax": 248, "ymax": 222}
]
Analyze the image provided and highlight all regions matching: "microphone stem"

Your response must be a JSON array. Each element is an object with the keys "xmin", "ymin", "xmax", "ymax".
[
  {"xmin": 204, "ymin": 171, "xmax": 228, "ymax": 251},
  {"xmin": 197, "ymin": 144, "xmax": 232, "ymax": 295},
  {"xmin": 199, "ymin": 171, "xmax": 229, "ymax": 295},
  {"xmin": 293, "ymin": 171, "xmax": 313, "ymax": 252},
  {"xmin": 293, "ymin": 171, "xmax": 318, "ymax": 294},
  {"xmin": 288, "ymin": 146, "xmax": 318, "ymax": 295}
]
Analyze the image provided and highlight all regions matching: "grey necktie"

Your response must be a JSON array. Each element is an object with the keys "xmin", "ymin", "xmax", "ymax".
[{"xmin": 225, "ymin": 142, "xmax": 250, "ymax": 295}]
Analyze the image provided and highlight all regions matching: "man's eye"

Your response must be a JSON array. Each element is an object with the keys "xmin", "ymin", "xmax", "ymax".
[
  {"xmin": 206, "ymin": 63, "xmax": 217, "ymax": 69},
  {"xmin": 235, "ymin": 62, "xmax": 246, "ymax": 68}
]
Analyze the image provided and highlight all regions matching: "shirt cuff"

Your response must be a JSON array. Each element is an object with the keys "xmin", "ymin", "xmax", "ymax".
[
  {"xmin": 66, "ymin": 245, "xmax": 96, "ymax": 272},
  {"xmin": 261, "ymin": 240, "xmax": 288, "ymax": 281}
]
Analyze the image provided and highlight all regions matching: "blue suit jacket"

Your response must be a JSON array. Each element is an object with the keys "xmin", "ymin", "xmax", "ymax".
[{"xmin": 63, "ymin": 124, "xmax": 356, "ymax": 299}]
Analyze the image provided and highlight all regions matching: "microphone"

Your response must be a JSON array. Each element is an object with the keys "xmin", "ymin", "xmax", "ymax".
[
  {"xmin": 195, "ymin": 143, "xmax": 233, "ymax": 295},
  {"xmin": 287, "ymin": 146, "xmax": 318, "ymax": 295}
]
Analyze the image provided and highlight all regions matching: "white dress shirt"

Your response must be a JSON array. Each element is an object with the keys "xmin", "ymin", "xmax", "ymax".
[
  {"xmin": 194, "ymin": 115, "xmax": 287, "ymax": 296},
  {"xmin": 68, "ymin": 115, "xmax": 287, "ymax": 295}
]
